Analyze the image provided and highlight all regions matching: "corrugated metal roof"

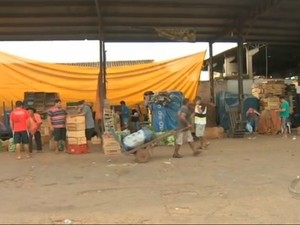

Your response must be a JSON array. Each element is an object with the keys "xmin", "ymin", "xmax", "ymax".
[
  {"xmin": 0, "ymin": 0, "xmax": 298, "ymax": 44},
  {"xmin": 59, "ymin": 60, "xmax": 154, "ymax": 68}
]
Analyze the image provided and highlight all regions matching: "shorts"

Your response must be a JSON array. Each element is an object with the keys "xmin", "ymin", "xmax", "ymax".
[
  {"xmin": 122, "ymin": 118, "xmax": 129, "ymax": 128},
  {"xmin": 281, "ymin": 117, "xmax": 290, "ymax": 130},
  {"xmin": 53, "ymin": 128, "xmax": 67, "ymax": 142},
  {"xmin": 176, "ymin": 130, "xmax": 194, "ymax": 145},
  {"xmin": 85, "ymin": 128, "xmax": 95, "ymax": 141},
  {"xmin": 195, "ymin": 124, "xmax": 206, "ymax": 137},
  {"xmin": 13, "ymin": 131, "xmax": 29, "ymax": 144}
]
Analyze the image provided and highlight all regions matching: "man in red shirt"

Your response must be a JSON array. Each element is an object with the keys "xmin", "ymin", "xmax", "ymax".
[{"xmin": 9, "ymin": 101, "xmax": 30, "ymax": 160}]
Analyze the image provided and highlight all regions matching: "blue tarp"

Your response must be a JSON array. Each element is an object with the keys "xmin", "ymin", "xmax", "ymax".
[
  {"xmin": 151, "ymin": 91, "xmax": 184, "ymax": 132},
  {"xmin": 216, "ymin": 91, "xmax": 259, "ymax": 130}
]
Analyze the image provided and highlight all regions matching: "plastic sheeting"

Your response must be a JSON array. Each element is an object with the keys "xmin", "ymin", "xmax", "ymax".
[
  {"xmin": 150, "ymin": 91, "xmax": 184, "ymax": 132},
  {"xmin": 0, "ymin": 51, "xmax": 205, "ymax": 119},
  {"xmin": 104, "ymin": 52, "xmax": 205, "ymax": 106},
  {"xmin": 257, "ymin": 109, "xmax": 281, "ymax": 135},
  {"xmin": 0, "ymin": 51, "xmax": 97, "ymax": 105},
  {"xmin": 216, "ymin": 91, "xmax": 259, "ymax": 130}
]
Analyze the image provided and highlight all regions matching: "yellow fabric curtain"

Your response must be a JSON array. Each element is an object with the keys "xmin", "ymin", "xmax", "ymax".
[
  {"xmin": 0, "ymin": 51, "xmax": 98, "ymax": 106},
  {"xmin": 105, "ymin": 51, "xmax": 206, "ymax": 106},
  {"xmin": 0, "ymin": 50, "xmax": 205, "ymax": 115}
]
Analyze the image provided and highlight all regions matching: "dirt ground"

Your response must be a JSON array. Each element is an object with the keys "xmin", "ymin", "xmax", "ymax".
[{"xmin": 1, "ymin": 134, "xmax": 300, "ymax": 224}]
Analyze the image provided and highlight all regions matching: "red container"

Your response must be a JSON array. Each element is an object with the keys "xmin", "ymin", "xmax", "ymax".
[{"xmin": 67, "ymin": 144, "xmax": 88, "ymax": 154}]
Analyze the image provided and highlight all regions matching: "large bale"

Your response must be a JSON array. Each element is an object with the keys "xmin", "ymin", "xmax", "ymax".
[
  {"xmin": 204, "ymin": 127, "xmax": 224, "ymax": 139},
  {"xmin": 257, "ymin": 109, "xmax": 281, "ymax": 135}
]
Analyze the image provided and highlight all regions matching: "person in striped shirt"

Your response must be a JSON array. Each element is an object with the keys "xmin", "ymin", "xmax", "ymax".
[{"xmin": 47, "ymin": 99, "xmax": 68, "ymax": 153}]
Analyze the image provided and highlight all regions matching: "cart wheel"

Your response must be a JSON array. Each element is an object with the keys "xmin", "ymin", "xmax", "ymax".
[{"xmin": 135, "ymin": 149, "xmax": 151, "ymax": 163}]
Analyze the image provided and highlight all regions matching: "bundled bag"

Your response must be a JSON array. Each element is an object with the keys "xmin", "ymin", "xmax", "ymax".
[{"xmin": 246, "ymin": 122, "xmax": 253, "ymax": 133}]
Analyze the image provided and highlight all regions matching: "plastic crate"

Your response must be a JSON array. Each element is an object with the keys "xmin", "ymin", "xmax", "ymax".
[{"xmin": 67, "ymin": 144, "xmax": 88, "ymax": 154}]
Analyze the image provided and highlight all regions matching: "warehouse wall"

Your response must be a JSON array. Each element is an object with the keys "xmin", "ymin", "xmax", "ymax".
[{"xmin": 197, "ymin": 79, "xmax": 253, "ymax": 102}]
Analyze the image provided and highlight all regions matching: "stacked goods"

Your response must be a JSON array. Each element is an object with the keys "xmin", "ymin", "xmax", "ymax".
[
  {"xmin": 66, "ymin": 102, "xmax": 79, "ymax": 114},
  {"xmin": 66, "ymin": 115, "xmax": 88, "ymax": 154},
  {"xmin": 103, "ymin": 108, "xmax": 114, "ymax": 131},
  {"xmin": 44, "ymin": 92, "xmax": 59, "ymax": 110},
  {"xmin": 154, "ymin": 131, "xmax": 175, "ymax": 146},
  {"xmin": 257, "ymin": 109, "xmax": 281, "ymax": 135},
  {"xmin": 102, "ymin": 131, "xmax": 121, "ymax": 155},
  {"xmin": 0, "ymin": 139, "xmax": 9, "ymax": 151},
  {"xmin": 91, "ymin": 136, "xmax": 101, "ymax": 145},
  {"xmin": 148, "ymin": 91, "xmax": 184, "ymax": 132},
  {"xmin": 123, "ymin": 127, "xmax": 153, "ymax": 151},
  {"xmin": 23, "ymin": 92, "xmax": 45, "ymax": 112},
  {"xmin": 260, "ymin": 96, "xmax": 280, "ymax": 110},
  {"xmin": 102, "ymin": 99, "xmax": 122, "ymax": 155},
  {"xmin": 204, "ymin": 127, "xmax": 224, "ymax": 139},
  {"xmin": 40, "ymin": 119, "xmax": 51, "ymax": 144},
  {"xmin": 8, "ymin": 138, "xmax": 15, "ymax": 152},
  {"xmin": 23, "ymin": 92, "xmax": 60, "ymax": 113},
  {"xmin": 252, "ymin": 79, "xmax": 285, "ymax": 99},
  {"xmin": 113, "ymin": 112, "xmax": 121, "ymax": 131}
]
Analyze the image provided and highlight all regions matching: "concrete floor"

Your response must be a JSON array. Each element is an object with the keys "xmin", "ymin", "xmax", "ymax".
[{"xmin": 1, "ymin": 134, "xmax": 300, "ymax": 224}]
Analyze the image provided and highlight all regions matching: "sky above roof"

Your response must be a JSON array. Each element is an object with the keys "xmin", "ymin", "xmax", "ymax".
[{"xmin": 0, "ymin": 41, "xmax": 236, "ymax": 63}]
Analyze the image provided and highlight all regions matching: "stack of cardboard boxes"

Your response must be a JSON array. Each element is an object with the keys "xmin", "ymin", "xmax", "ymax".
[
  {"xmin": 66, "ymin": 115, "xmax": 88, "ymax": 154},
  {"xmin": 102, "ymin": 100, "xmax": 121, "ymax": 155},
  {"xmin": 252, "ymin": 79, "xmax": 285, "ymax": 111}
]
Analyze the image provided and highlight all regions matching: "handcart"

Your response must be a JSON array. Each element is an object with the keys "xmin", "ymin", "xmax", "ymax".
[{"xmin": 109, "ymin": 127, "xmax": 186, "ymax": 163}]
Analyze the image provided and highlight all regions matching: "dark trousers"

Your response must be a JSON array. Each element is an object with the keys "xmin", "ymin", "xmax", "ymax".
[{"xmin": 29, "ymin": 131, "xmax": 42, "ymax": 152}]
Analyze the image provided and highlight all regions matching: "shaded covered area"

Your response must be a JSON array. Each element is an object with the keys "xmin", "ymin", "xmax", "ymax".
[
  {"xmin": 203, "ymin": 45, "xmax": 300, "ymax": 79},
  {"xmin": 0, "ymin": 0, "xmax": 299, "ymax": 44},
  {"xmin": 1, "ymin": 0, "xmax": 300, "ymax": 133}
]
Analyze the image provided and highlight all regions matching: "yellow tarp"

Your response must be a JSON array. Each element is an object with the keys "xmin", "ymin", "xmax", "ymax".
[
  {"xmin": 0, "ymin": 50, "xmax": 205, "ymax": 112},
  {"xmin": 105, "ymin": 51, "xmax": 205, "ymax": 106},
  {"xmin": 0, "ymin": 51, "xmax": 97, "ymax": 105}
]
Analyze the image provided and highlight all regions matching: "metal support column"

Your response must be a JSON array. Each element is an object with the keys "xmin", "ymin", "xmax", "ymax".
[
  {"xmin": 265, "ymin": 45, "xmax": 269, "ymax": 78},
  {"xmin": 103, "ymin": 47, "xmax": 107, "ymax": 99},
  {"xmin": 95, "ymin": 0, "xmax": 105, "ymax": 132},
  {"xmin": 209, "ymin": 42, "xmax": 214, "ymax": 103},
  {"xmin": 237, "ymin": 37, "xmax": 244, "ymax": 114},
  {"xmin": 99, "ymin": 40, "xmax": 105, "ymax": 122}
]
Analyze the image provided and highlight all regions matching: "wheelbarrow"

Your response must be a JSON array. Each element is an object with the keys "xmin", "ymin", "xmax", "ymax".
[{"xmin": 108, "ymin": 127, "xmax": 187, "ymax": 163}]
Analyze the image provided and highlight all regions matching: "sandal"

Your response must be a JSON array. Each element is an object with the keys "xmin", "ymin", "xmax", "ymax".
[
  {"xmin": 193, "ymin": 150, "xmax": 201, "ymax": 156},
  {"xmin": 172, "ymin": 154, "xmax": 183, "ymax": 158}
]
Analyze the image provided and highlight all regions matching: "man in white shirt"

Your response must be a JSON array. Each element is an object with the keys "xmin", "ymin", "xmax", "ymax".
[{"xmin": 194, "ymin": 96, "xmax": 209, "ymax": 149}]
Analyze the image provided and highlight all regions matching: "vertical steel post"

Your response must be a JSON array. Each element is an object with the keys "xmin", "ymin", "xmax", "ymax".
[
  {"xmin": 103, "ymin": 46, "xmax": 107, "ymax": 99},
  {"xmin": 209, "ymin": 42, "xmax": 214, "ymax": 103},
  {"xmin": 237, "ymin": 38, "xmax": 244, "ymax": 114},
  {"xmin": 95, "ymin": 0, "xmax": 106, "ymax": 133},
  {"xmin": 265, "ymin": 45, "xmax": 268, "ymax": 78},
  {"xmin": 99, "ymin": 40, "xmax": 104, "ymax": 125}
]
